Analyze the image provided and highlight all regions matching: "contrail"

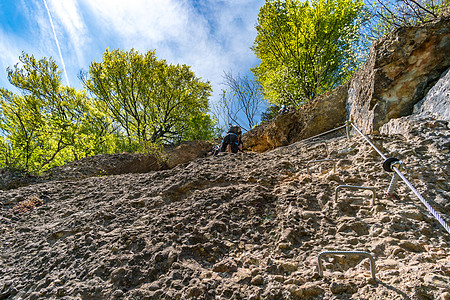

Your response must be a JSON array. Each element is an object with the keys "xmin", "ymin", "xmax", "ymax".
[{"xmin": 42, "ymin": 0, "xmax": 70, "ymax": 86}]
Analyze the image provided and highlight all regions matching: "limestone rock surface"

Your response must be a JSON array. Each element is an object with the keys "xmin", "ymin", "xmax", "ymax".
[
  {"xmin": 1, "ymin": 118, "xmax": 448, "ymax": 299},
  {"xmin": 243, "ymin": 84, "xmax": 348, "ymax": 152},
  {"xmin": 1, "ymin": 14, "xmax": 450, "ymax": 300},
  {"xmin": 415, "ymin": 68, "xmax": 450, "ymax": 121},
  {"xmin": 348, "ymin": 16, "xmax": 450, "ymax": 133},
  {"xmin": 244, "ymin": 16, "xmax": 450, "ymax": 150},
  {"xmin": 0, "ymin": 141, "xmax": 213, "ymax": 191},
  {"xmin": 165, "ymin": 141, "xmax": 213, "ymax": 169}
]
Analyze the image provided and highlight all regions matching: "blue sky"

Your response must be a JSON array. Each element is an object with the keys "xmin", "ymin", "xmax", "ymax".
[{"xmin": 0, "ymin": 0, "xmax": 263, "ymax": 105}]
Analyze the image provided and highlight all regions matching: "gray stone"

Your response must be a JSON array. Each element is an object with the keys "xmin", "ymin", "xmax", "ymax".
[
  {"xmin": 348, "ymin": 16, "xmax": 450, "ymax": 133},
  {"xmin": 415, "ymin": 68, "xmax": 450, "ymax": 121},
  {"xmin": 251, "ymin": 275, "xmax": 265, "ymax": 286}
]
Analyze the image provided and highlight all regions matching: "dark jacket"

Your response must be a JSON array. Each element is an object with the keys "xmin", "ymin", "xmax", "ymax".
[{"xmin": 220, "ymin": 133, "xmax": 243, "ymax": 153}]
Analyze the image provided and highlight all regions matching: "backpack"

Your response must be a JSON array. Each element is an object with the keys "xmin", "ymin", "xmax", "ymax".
[
  {"xmin": 220, "ymin": 132, "xmax": 242, "ymax": 153},
  {"xmin": 228, "ymin": 125, "xmax": 241, "ymax": 135}
]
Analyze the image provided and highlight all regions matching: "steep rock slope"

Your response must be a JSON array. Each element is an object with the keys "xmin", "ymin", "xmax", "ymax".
[
  {"xmin": 0, "ymin": 141, "xmax": 213, "ymax": 191},
  {"xmin": 348, "ymin": 15, "xmax": 450, "ymax": 133},
  {"xmin": 1, "ymin": 119, "xmax": 448, "ymax": 299},
  {"xmin": 243, "ymin": 16, "xmax": 450, "ymax": 154}
]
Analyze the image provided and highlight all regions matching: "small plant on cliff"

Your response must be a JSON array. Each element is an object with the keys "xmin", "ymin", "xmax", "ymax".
[
  {"xmin": 10, "ymin": 194, "xmax": 43, "ymax": 214},
  {"xmin": 366, "ymin": 0, "xmax": 449, "ymax": 40},
  {"xmin": 141, "ymin": 141, "xmax": 167, "ymax": 169}
]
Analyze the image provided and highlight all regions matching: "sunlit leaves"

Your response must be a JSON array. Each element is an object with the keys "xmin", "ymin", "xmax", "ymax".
[
  {"xmin": 252, "ymin": 0, "xmax": 366, "ymax": 106},
  {"xmin": 0, "ymin": 53, "xmax": 110, "ymax": 173},
  {"xmin": 83, "ymin": 48, "xmax": 216, "ymax": 147},
  {"xmin": 0, "ymin": 49, "xmax": 218, "ymax": 173},
  {"xmin": 364, "ymin": 0, "xmax": 448, "ymax": 41}
]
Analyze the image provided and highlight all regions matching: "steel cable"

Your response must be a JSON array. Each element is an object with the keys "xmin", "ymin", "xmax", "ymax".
[
  {"xmin": 349, "ymin": 122, "xmax": 450, "ymax": 234},
  {"xmin": 392, "ymin": 166, "xmax": 450, "ymax": 234},
  {"xmin": 275, "ymin": 121, "xmax": 449, "ymax": 234}
]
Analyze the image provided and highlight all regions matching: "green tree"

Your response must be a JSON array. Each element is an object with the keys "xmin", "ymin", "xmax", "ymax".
[
  {"xmin": 260, "ymin": 105, "xmax": 282, "ymax": 122},
  {"xmin": 252, "ymin": 0, "xmax": 366, "ymax": 106},
  {"xmin": 0, "ymin": 53, "xmax": 109, "ymax": 173},
  {"xmin": 82, "ymin": 48, "xmax": 216, "ymax": 147}
]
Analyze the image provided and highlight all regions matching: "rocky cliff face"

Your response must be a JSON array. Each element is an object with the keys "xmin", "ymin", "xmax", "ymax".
[
  {"xmin": 243, "ymin": 84, "xmax": 349, "ymax": 152},
  {"xmin": 0, "ymin": 141, "xmax": 213, "ymax": 191},
  {"xmin": 415, "ymin": 68, "xmax": 450, "ymax": 122},
  {"xmin": 1, "ymin": 16, "xmax": 450, "ymax": 300},
  {"xmin": 245, "ymin": 16, "xmax": 449, "ymax": 152},
  {"xmin": 0, "ymin": 117, "xmax": 449, "ymax": 299},
  {"xmin": 348, "ymin": 16, "xmax": 450, "ymax": 134},
  {"xmin": 378, "ymin": 65, "xmax": 450, "ymax": 138}
]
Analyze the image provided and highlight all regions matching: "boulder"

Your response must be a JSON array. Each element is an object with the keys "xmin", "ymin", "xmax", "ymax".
[
  {"xmin": 414, "ymin": 68, "xmax": 450, "ymax": 121},
  {"xmin": 243, "ymin": 83, "xmax": 348, "ymax": 152},
  {"xmin": 165, "ymin": 141, "xmax": 213, "ymax": 168},
  {"xmin": 242, "ymin": 111, "xmax": 300, "ymax": 152},
  {"xmin": 347, "ymin": 16, "xmax": 450, "ymax": 134},
  {"xmin": 379, "ymin": 115, "xmax": 449, "ymax": 154}
]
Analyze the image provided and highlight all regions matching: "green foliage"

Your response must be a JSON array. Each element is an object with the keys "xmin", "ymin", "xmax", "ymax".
[
  {"xmin": 140, "ymin": 141, "xmax": 167, "ymax": 163},
  {"xmin": 0, "ymin": 53, "xmax": 111, "ymax": 173},
  {"xmin": 261, "ymin": 105, "xmax": 282, "ymax": 122},
  {"xmin": 181, "ymin": 113, "xmax": 220, "ymax": 142},
  {"xmin": 252, "ymin": 0, "xmax": 366, "ymax": 107},
  {"xmin": 83, "ymin": 48, "xmax": 217, "ymax": 146},
  {"xmin": 0, "ymin": 49, "xmax": 218, "ymax": 174}
]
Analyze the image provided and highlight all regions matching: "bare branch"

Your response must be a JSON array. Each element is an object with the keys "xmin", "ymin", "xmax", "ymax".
[{"xmin": 220, "ymin": 71, "xmax": 266, "ymax": 131}]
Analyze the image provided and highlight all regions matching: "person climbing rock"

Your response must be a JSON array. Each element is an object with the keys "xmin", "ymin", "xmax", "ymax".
[{"xmin": 220, "ymin": 125, "xmax": 243, "ymax": 154}]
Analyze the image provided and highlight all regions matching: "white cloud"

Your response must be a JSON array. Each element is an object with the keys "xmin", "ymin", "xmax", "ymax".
[
  {"xmin": 78, "ymin": 0, "xmax": 262, "ymax": 101},
  {"xmin": 0, "ymin": 31, "xmax": 22, "ymax": 90},
  {"xmin": 2, "ymin": 0, "xmax": 263, "ymax": 102},
  {"xmin": 82, "ymin": 0, "xmax": 190, "ymax": 43},
  {"xmin": 46, "ymin": 0, "xmax": 88, "ymax": 65}
]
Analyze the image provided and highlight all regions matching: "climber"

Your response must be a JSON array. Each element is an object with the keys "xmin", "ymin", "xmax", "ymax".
[{"xmin": 219, "ymin": 125, "xmax": 243, "ymax": 154}]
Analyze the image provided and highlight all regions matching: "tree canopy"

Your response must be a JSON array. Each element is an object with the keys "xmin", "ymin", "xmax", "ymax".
[
  {"xmin": 252, "ymin": 0, "xmax": 366, "ymax": 107},
  {"xmin": 0, "ymin": 50, "xmax": 219, "ymax": 173},
  {"xmin": 0, "ymin": 53, "xmax": 109, "ymax": 172},
  {"xmin": 82, "ymin": 49, "xmax": 217, "ymax": 147},
  {"xmin": 365, "ymin": 0, "xmax": 449, "ymax": 41}
]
